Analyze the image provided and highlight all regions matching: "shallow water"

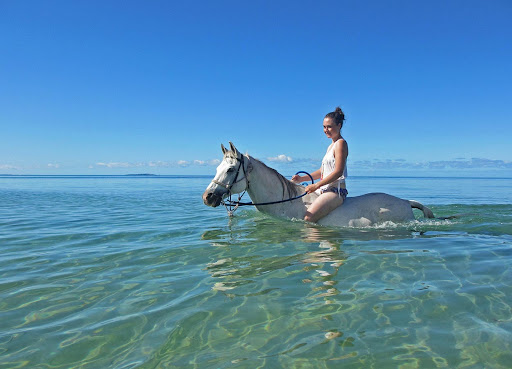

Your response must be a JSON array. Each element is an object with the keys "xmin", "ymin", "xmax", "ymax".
[{"xmin": 0, "ymin": 175, "xmax": 511, "ymax": 368}]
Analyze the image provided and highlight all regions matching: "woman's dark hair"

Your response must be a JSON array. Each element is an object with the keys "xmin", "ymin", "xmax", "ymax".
[{"xmin": 325, "ymin": 106, "xmax": 345, "ymax": 127}]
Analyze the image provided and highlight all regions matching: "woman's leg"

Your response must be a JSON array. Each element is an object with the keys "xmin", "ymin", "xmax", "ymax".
[{"xmin": 304, "ymin": 191, "xmax": 344, "ymax": 223}]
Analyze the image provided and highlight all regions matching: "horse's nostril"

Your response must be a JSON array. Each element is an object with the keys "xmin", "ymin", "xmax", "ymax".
[
  {"xmin": 203, "ymin": 191, "xmax": 220, "ymax": 207},
  {"xmin": 203, "ymin": 192, "xmax": 216, "ymax": 206}
]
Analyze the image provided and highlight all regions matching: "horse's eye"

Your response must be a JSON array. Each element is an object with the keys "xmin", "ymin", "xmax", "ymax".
[{"xmin": 227, "ymin": 168, "xmax": 235, "ymax": 173}]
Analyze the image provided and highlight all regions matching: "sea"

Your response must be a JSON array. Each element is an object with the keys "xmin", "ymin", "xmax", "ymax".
[{"xmin": 0, "ymin": 175, "xmax": 511, "ymax": 369}]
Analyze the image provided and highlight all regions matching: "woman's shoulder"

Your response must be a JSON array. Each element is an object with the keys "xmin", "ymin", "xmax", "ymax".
[{"xmin": 334, "ymin": 137, "xmax": 347, "ymax": 148}]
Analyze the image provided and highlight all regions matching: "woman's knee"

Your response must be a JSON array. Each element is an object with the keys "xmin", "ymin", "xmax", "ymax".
[{"xmin": 304, "ymin": 211, "xmax": 319, "ymax": 223}]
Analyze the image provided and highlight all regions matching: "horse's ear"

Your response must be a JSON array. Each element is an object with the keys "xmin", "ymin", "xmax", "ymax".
[
  {"xmin": 221, "ymin": 144, "xmax": 227, "ymax": 155},
  {"xmin": 229, "ymin": 142, "xmax": 239, "ymax": 155}
]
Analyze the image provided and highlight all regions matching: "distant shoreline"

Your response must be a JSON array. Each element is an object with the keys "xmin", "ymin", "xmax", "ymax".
[{"xmin": 125, "ymin": 173, "xmax": 157, "ymax": 176}]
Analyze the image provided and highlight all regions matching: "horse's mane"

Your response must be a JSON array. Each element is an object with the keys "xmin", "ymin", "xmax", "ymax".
[{"xmin": 248, "ymin": 155, "xmax": 301, "ymax": 199}]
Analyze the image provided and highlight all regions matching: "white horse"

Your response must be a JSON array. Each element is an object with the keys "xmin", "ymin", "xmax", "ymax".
[{"xmin": 202, "ymin": 142, "xmax": 434, "ymax": 227}]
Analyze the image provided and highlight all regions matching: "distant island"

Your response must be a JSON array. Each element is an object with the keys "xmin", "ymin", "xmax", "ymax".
[{"xmin": 125, "ymin": 174, "xmax": 157, "ymax": 176}]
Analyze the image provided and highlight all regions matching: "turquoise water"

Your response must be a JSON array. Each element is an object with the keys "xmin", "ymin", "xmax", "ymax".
[{"xmin": 1, "ymin": 175, "xmax": 511, "ymax": 368}]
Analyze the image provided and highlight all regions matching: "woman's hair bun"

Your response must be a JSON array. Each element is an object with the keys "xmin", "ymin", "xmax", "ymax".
[{"xmin": 325, "ymin": 106, "xmax": 345, "ymax": 126}]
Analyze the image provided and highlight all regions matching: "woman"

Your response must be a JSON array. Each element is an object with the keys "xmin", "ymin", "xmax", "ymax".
[{"xmin": 291, "ymin": 107, "xmax": 348, "ymax": 223}]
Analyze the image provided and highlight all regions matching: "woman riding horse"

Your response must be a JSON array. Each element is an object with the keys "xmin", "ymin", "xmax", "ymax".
[{"xmin": 292, "ymin": 107, "xmax": 348, "ymax": 223}]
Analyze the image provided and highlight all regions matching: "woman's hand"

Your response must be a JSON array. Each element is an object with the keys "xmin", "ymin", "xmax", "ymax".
[
  {"xmin": 305, "ymin": 183, "xmax": 320, "ymax": 194},
  {"xmin": 291, "ymin": 174, "xmax": 302, "ymax": 183},
  {"xmin": 293, "ymin": 174, "xmax": 320, "ymax": 192}
]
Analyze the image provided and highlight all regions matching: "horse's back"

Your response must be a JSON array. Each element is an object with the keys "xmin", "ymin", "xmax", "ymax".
[{"xmin": 319, "ymin": 192, "xmax": 414, "ymax": 227}]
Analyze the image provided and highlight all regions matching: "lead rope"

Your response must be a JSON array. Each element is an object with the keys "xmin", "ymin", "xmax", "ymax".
[{"xmin": 226, "ymin": 190, "xmax": 245, "ymax": 217}]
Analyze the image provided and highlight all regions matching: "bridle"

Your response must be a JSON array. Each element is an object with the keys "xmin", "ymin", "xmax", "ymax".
[
  {"xmin": 211, "ymin": 154, "xmax": 251, "ymax": 216},
  {"xmin": 210, "ymin": 154, "xmax": 314, "ymax": 216},
  {"xmin": 212, "ymin": 154, "xmax": 250, "ymax": 192}
]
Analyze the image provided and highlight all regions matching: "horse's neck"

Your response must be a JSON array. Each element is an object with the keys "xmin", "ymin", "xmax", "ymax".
[
  {"xmin": 247, "ymin": 158, "xmax": 281, "ymax": 202},
  {"xmin": 246, "ymin": 157, "xmax": 303, "ymax": 212}
]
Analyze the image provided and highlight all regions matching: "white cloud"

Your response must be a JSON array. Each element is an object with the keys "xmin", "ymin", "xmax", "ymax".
[
  {"xmin": 92, "ymin": 159, "xmax": 221, "ymax": 169},
  {"xmin": 96, "ymin": 162, "xmax": 138, "ymax": 168},
  {"xmin": 352, "ymin": 158, "xmax": 512, "ymax": 170},
  {"xmin": 47, "ymin": 163, "xmax": 60, "ymax": 169},
  {"xmin": 0, "ymin": 164, "xmax": 19, "ymax": 170},
  {"xmin": 268, "ymin": 154, "xmax": 293, "ymax": 163},
  {"xmin": 148, "ymin": 161, "xmax": 171, "ymax": 167},
  {"xmin": 208, "ymin": 159, "xmax": 221, "ymax": 166}
]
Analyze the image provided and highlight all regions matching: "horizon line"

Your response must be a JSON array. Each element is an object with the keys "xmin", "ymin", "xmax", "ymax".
[{"xmin": 1, "ymin": 174, "xmax": 512, "ymax": 180}]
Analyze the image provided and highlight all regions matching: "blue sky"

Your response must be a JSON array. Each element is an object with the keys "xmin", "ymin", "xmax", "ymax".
[{"xmin": 1, "ymin": 0, "xmax": 511, "ymax": 176}]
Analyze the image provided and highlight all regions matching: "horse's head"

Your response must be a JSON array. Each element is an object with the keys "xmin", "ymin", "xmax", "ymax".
[{"xmin": 202, "ymin": 142, "xmax": 251, "ymax": 207}]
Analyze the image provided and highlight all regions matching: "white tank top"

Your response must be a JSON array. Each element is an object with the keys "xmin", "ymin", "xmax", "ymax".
[{"xmin": 319, "ymin": 139, "xmax": 347, "ymax": 192}]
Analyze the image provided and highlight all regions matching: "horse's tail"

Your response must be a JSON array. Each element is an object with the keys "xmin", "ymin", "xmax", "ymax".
[{"xmin": 409, "ymin": 200, "xmax": 435, "ymax": 219}]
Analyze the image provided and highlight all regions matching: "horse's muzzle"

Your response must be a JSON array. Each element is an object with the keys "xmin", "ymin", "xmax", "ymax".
[{"xmin": 202, "ymin": 190, "xmax": 223, "ymax": 207}]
